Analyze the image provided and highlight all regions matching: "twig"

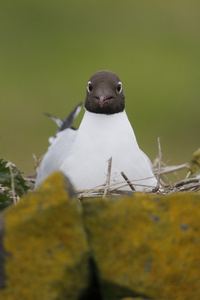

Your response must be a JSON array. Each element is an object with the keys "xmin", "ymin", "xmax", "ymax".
[
  {"xmin": 174, "ymin": 178, "xmax": 200, "ymax": 188},
  {"xmin": 121, "ymin": 172, "xmax": 135, "ymax": 191},
  {"xmin": 155, "ymin": 137, "xmax": 162, "ymax": 191},
  {"xmin": 7, "ymin": 162, "xmax": 17, "ymax": 205},
  {"xmin": 78, "ymin": 176, "xmax": 159, "ymax": 198},
  {"xmin": 153, "ymin": 163, "xmax": 188, "ymax": 175},
  {"xmin": 103, "ymin": 157, "xmax": 112, "ymax": 198},
  {"xmin": 185, "ymin": 171, "xmax": 191, "ymax": 179},
  {"xmin": 33, "ymin": 153, "xmax": 42, "ymax": 173}
]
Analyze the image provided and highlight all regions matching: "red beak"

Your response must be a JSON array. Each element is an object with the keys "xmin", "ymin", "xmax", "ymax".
[
  {"xmin": 98, "ymin": 94, "xmax": 113, "ymax": 107},
  {"xmin": 99, "ymin": 94, "xmax": 106, "ymax": 107}
]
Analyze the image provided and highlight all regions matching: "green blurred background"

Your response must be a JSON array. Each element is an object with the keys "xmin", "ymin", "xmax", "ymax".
[{"xmin": 1, "ymin": 0, "xmax": 200, "ymax": 175}]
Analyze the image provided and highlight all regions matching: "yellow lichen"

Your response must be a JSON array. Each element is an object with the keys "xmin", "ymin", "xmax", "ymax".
[
  {"xmin": 0, "ymin": 172, "xmax": 90, "ymax": 300},
  {"xmin": 189, "ymin": 148, "xmax": 200, "ymax": 175},
  {"xmin": 83, "ymin": 192, "xmax": 200, "ymax": 300},
  {"xmin": 1, "ymin": 174, "xmax": 200, "ymax": 299}
]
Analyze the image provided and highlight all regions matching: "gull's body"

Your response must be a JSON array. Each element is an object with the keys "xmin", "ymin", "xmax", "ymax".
[
  {"xmin": 35, "ymin": 70, "xmax": 157, "ymax": 191},
  {"xmin": 60, "ymin": 110, "xmax": 156, "ymax": 191}
]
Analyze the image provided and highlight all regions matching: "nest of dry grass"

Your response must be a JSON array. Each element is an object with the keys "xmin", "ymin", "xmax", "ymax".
[
  {"xmin": 76, "ymin": 142, "xmax": 200, "ymax": 199},
  {"xmin": 30, "ymin": 143, "xmax": 200, "ymax": 200},
  {"xmin": 76, "ymin": 164, "xmax": 200, "ymax": 200},
  {"xmin": 1, "ymin": 144, "xmax": 200, "ymax": 207},
  {"xmin": 24, "ymin": 161, "xmax": 200, "ymax": 201}
]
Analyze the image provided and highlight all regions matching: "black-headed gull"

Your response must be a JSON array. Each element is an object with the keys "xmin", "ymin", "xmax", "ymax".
[{"xmin": 35, "ymin": 70, "xmax": 157, "ymax": 191}]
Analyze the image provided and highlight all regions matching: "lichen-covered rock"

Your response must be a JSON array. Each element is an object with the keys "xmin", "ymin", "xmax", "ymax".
[
  {"xmin": 82, "ymin": 193, "xmax": 200, "ymax": 300},
  {"xmin": 1, "ymin": 172, "xmax": 200, "ymax": 300},
  {"xmin": 0, "ymin": 172, "xmax": 90, "ymax": 300}
]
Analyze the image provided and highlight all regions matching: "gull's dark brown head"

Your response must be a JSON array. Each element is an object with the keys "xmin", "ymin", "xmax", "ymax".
[{"xmin": 85, "ymin": 70, "xmax": 125, "ymax": 114}]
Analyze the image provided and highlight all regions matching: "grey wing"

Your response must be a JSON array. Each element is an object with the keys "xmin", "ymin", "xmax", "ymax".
[
  {"xmin": 59, "ymin": 102, "xmax": 82, "ymax": 132},
  {"xmin": 44, "ymin": 102, "xmax": 82, "ymax": 144}
]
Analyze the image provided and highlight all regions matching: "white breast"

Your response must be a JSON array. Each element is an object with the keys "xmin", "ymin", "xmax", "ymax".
[{"xmin": 60, "ymin": 110, "xmax": 157, "ymax": 191}]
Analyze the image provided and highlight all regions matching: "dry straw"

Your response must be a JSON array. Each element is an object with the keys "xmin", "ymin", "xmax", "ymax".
[
  {"xmin": 1, "ymin": 143, "xmax": 199, "ymax": 205},
  {"xmin": 27, "ymin": 144, "xmax": 200, "ymax": 199}
]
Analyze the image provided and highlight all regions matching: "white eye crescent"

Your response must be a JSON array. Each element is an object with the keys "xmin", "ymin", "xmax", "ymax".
[
  {"xmin": 116, "ymin": 81, "xmax": 123, "ymax": 93},
  {"xmin": 87, "ymin": 81, "xmax": 93, "ymax": 92}
]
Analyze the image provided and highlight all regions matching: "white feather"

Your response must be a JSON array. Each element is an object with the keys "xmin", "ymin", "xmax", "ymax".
[
  {"xmin": 60, "ymin": 110, "xmax": 157, "ymax": 191},
  {"xmin": 35, "ymin": 128, "xmax": 77, "ymax": 187}
]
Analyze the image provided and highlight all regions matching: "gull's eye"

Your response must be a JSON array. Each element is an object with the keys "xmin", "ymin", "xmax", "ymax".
[
  {"xmin": 116, "ymin": 81, "xmax": 123, "ymax": 93},
  {"xmin": 87, "ymin": 81, "xmax": 93, "ymax": 93}
]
